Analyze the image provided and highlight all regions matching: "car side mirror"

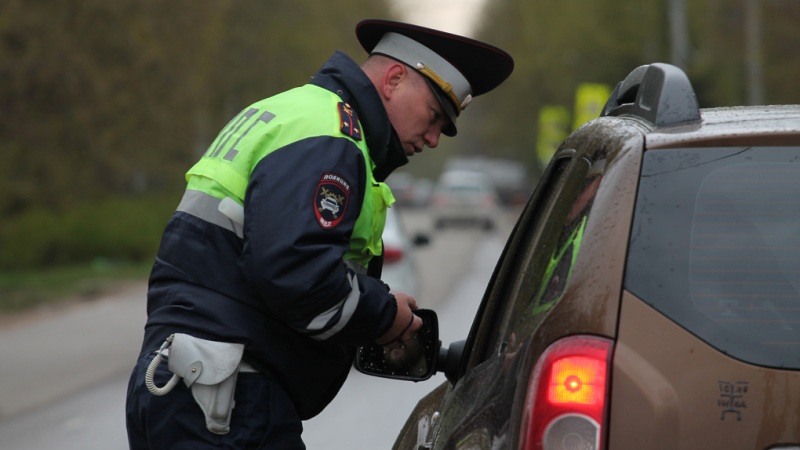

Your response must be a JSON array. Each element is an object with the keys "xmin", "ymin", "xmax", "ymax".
[
  {"xmin": 354, "ymin": 309, "xmax": 441, "ymax": 381},
  {"xmin": 412, "ymin": 233, "xmax": 430, "ymax": 247}
]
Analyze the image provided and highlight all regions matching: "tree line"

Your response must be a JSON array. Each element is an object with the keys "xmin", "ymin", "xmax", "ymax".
[
  {"xmin": 455, "ymin": 0, "xmax": 800, "ymax": 176},
  {"xmin": 2, "ymin": 0, "xmax": 798, "ymax": 270},
  {"xmin": 0, "ymin": 0, "xmax": 395, "ymax": 269}
]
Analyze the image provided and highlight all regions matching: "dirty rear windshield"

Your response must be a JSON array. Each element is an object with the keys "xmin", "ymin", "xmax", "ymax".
[{"xmin": 625, "ymin": 146, "xmax": 800, "ymax": 369}]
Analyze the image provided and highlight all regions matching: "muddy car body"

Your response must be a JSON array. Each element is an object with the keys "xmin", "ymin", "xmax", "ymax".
[{"xmin": 358, "ymin": 63, "xmax": 800, "ymax": 449}]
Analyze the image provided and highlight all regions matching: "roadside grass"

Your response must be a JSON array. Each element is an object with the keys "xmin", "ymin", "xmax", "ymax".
[{"xmin": 0, "ymin": 261, "xmax": 150, "ymax": 315}]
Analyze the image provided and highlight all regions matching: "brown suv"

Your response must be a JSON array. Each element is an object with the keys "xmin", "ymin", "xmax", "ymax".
[{"xmin": 357, "ymin": 62, "xmax": 800, "ymax": 449}]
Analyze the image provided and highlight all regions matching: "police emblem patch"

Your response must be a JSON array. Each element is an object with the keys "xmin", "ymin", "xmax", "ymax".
[{"xmin": 314, "ymin": 172, "xmax": 351, "ymax": 229}]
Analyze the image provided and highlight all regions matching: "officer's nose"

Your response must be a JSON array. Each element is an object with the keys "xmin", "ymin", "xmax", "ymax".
[{"xmin": 424, "ymin": 126, "xmax": 442, "ymax": 149}]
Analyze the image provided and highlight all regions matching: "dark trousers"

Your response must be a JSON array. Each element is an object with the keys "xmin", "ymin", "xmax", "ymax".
[{"xmin": 126, "ymin": 352, "xmax": 306, "ymax": 449}]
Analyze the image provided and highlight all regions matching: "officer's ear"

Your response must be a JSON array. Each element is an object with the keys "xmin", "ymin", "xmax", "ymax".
[{"xmin": 380, "ymin": 63, "xmax": 407, "ymax": 100}]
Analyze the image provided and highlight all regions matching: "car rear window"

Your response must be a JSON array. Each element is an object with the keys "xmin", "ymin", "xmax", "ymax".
[{"xmin": 625, "ymin": 146, "xmax": 800, "ymax": 369}]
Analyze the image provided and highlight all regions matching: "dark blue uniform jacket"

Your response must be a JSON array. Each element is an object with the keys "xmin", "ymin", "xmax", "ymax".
[{"xmin": 139, "ymin": 51, "xmax": 409, "ymax": 420}]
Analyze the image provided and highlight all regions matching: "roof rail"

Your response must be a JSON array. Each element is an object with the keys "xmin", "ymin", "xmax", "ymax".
[{"xmin": 600, "ymin": 63, "xmax": 700, "ymax": 126}]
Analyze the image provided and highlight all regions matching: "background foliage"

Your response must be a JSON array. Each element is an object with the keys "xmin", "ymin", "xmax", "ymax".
[
  {"xmin": 1, "ymin": 0, "xmax": 798, "ymax": 272},
  {"xmin": 445, "ymin": 0, "xmax": 800, "ymax": 179},
  {"xmin": 0, "ymin": 0, "xmax": 396, "ymax": 271}
]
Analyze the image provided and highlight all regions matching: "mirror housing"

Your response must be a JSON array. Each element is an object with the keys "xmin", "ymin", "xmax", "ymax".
[
  {"xmin": 354, "ymin": 309, "xmax": 466, "ymax": 384},
  {"xmin": 437, "ymin": 339, "xmax": 465, "ymax": 384},
  {"xmin": 354, "ymin": 309, "xmax": 440, "ymax": 381}
]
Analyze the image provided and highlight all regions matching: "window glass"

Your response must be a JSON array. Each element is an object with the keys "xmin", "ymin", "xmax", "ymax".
[
  {"xmin": 626, "ymin": 146, "xmax": 800, "ymax": 369},
  {"xmin": 507, "ymin": 168, "xmax": 599, "ymax": 342},
  {"xmin": 470, "ymin": 156, "xmax": 573, "ymax": 364},
  {"xmin": 478, "ymin": 155, "xmax": 599, "ymax": 360},
  {"xmin": 529, "ymin": 174, "xmax": 600, "ymax": 316}
]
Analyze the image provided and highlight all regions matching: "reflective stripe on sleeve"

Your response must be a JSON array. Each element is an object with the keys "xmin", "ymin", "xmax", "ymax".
[
  {"xmin": 344, "ymin": 259, "xmax": 367, "ymax": 275},
  {"xmin": 176, "ymin": 190, "xmax": 244, "ymax": 238},
  {"xmin": 307, "ymin": 273, "xmax": 361, "ymax": 341}
]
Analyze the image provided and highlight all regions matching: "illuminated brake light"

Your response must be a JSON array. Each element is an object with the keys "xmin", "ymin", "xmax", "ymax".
[
  {"xmin": 520, "ymin": 335, "xmax": 613, "ymax": 450},
  {"xmin": 548, "ymin": 356, "xmax": 606, "ymax": 406}
]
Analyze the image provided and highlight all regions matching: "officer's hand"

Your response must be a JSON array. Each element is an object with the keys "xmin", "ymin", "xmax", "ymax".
[{"xmin": 376, "ymin": 292, "xmax": 422, "ymax": 345}]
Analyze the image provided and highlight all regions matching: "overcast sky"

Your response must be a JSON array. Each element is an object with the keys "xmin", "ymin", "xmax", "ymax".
[{"xmin": 392, "ymin": 0, "xmax": 486, "ymax": 36}]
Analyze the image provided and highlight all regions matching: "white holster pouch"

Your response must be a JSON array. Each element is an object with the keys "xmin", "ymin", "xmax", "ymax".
[{"xmin": 145, "ymin": 333, "xmax": 245, "ymax": 435}]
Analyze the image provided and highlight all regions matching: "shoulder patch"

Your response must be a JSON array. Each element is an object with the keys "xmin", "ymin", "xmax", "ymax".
[
  {"xmin": 337, "ymin": 102, "xmax": 362, "ymax": 141},
  {"xmin": 314, "ymin": 172, "xmax": 351, "ymax": 229}
]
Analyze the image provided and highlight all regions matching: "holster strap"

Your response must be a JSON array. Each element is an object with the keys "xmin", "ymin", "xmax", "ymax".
[{"xmin": 164, "ymin": 333, "xmax": 245, "ymax": 435}]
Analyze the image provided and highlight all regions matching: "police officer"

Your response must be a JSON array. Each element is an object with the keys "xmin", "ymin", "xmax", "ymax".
[{"xmin": 125, "ymin": 19, "xmax": 514, "ymax": 449}]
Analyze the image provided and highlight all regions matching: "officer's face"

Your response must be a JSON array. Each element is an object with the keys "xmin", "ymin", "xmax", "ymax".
[{"xmin": 386, "ymin": 68, "xmax": 449, "ymax": 157}]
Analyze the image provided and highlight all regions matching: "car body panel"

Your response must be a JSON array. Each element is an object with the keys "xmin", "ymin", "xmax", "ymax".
[
  {"xmin": 392, "ymin": 382, "xmax": 450, "ymax": 450},
  {"xmin": 385, "ymin": 63, "xmax": 800, "ymax": 450},
  {"xmin": 611, "ymin": 292, "xmax": 800, "ymax": 449},
  {"xmin": 396, "ymin": 120, "xmax": 648, "ymax": 449},
  {"xmin": 646, "ymin": 105, "xmax": 800, "ymax": 149}
]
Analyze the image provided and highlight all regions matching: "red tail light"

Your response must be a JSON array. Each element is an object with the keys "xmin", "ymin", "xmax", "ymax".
[
  {"xmin": 520, "ymin": 335, "xmax": 613, "ymax": 450},
  {"xmin": 383, "ymin": 246, "xmax": 404, "ymax": 264}
]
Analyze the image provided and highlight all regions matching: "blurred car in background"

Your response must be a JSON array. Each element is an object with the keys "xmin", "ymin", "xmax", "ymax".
[
  {"xmin": 381, "ymin": 206, "xmax": 429, "ymax": 299},
  {"xmin": 385, "ymin": 172, "xmax": 434, "ymax": 208},
  {"xmin": 358, "ymin": 63, "xmax": 800, "ymax": 449},
  {"xmin": 430, "ymin": 170, "xmax": 500, "ymax": 231},
  {"xmin": 444, "ymin": 157, "xmax": 532, "ymax": 207}
]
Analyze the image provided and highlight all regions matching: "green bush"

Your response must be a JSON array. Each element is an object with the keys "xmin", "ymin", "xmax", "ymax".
[
  {"xmin": 0, "ymin": 195, "xmax": 177, "ymax": 270},
  {"xmin": 0, "ymin": 262, "xmax": 151, "ymax": 313}
]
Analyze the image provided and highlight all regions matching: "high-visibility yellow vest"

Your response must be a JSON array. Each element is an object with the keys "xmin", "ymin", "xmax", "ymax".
[{"xmin": 184, "ymin": 84, "xmax": 395, "ymax": 269}]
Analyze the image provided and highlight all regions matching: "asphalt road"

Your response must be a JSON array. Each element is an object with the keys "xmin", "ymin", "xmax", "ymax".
[
  {"xmin": 0, "ymin": 282, "xmax": 147, "ymax": 420},
  {"xmin": 0, "ymin": 208, "xmax": 519, "ymax": 449}
]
